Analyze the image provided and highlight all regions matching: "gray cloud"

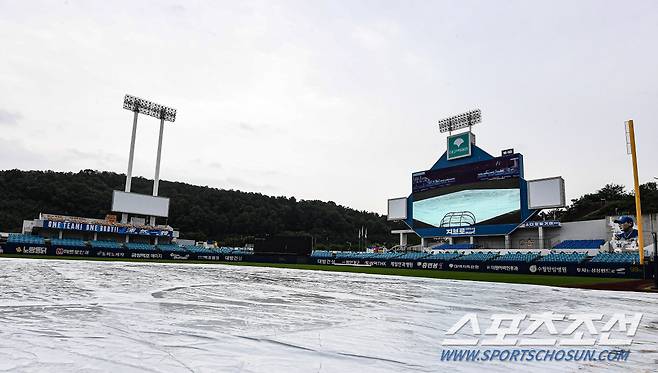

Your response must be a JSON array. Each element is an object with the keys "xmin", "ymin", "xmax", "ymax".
[
  {"xmin": 0, "ymin": 109, "xmax": 22, "ymax": 126},
  {"xmin": 232, "ymin": 122, "xmax": 287, "ymax": 136},
  {"xmin": 208, "ymin": 161, "xmax": 222, "ymax": 169}
]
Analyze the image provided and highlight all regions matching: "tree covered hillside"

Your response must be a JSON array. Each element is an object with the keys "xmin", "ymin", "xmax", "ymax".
[
  {"xmin": 1, "ymin": 170, "xmax": 656, "ymax": 248},
  {"xmin": 0, "ymin": 169, "xmax": 396, "ymax": 248}
]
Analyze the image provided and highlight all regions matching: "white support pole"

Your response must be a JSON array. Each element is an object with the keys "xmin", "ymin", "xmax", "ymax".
[
  {"xmin": 469, "ymin": 236, "xmax": 475, "ymax": 245},
  {"xmin": 153, "ymin": 117, "xmax": 165, "ymax": 197},
  {"xmin": 538, "ymin": 226, "xmax": 544, "ymax": 251},
  {"xmin": 123, "ymin": 110, "xmax": 139, "ymax": 224},
  {"xmin": 505, "ymin": 235, "xmax": 511, "ymax": 250},
  {"xmin": 150, "ymin": 116, "xmax": 165, "ymax": 226}
]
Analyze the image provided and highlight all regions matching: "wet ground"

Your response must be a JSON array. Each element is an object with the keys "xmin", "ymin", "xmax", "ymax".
[{"xmin": 0, "ymin": 258, "xmax": 656, "ymax": 372}]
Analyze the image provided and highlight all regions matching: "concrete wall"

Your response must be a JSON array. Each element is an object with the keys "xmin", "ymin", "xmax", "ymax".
[{"xmin": 558, "ymin": 219, "xmax": 608, "ymax": 241}]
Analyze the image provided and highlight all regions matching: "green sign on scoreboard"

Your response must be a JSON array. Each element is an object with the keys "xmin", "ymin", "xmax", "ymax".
[{"xmin": 447, "ymin": 132, "xmax": 472, "ymax": 160}]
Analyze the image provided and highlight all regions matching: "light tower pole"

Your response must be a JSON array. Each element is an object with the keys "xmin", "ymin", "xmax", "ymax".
[
  {"xmin": 151, "ymin": 110, "xmax": 166, "ymax": 225},
  {"xmin": 122, "ymin": 109, "xmax": 139, "ymax": 223},
  {"xmin": 122, "ymin": 94, "xmax": 177, "ymax": 225}
]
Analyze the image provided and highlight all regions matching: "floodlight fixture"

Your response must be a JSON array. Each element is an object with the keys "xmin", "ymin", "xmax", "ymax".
[
  {"xmin": 120, "ymin": 94, "xmax": 178, "ymax": 225},
  {"xmin": 438, "ymin": 109, "xmax": 481, "ymax": 133},
  {"xmin": 123, "ymin": 94, "xmax": 177, "ymax": 122}
]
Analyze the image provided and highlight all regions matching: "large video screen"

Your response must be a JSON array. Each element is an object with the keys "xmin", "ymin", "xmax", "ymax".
[
  {"xmin": 412, "ymin": 154, "xmax": 522, "ymax": 228},
  {"xmin": 412, "ymin": 154, "xmax": 521, "ymax": 193}
]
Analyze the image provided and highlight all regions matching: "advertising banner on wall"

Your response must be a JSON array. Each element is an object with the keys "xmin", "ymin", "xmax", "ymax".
[{"xmin": 42, "ymin": 220, "xmax": 173, "ymax": 237}]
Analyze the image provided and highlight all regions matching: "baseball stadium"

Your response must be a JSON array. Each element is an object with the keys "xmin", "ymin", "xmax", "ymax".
[
  {"xmin": 1, "ymin": 100, "xmax": 656, "ymax": 372},
  {"xmin": 3, "ymin": 2, "xmax": 658, "ymax": 370},
  {"xmin": 1, "ymin": 103, "xmax": 655, "ymax": 287}
]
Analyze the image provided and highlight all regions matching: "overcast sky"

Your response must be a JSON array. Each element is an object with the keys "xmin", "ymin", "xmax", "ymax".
[{"xmin": 1, "ymin": 0, "xmax": 657, "ymax": 215}]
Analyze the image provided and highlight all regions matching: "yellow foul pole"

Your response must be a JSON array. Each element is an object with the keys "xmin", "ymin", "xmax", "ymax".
[{"xmin": 626, "ymin": 120, "xmax": 645, "ymax": 265}]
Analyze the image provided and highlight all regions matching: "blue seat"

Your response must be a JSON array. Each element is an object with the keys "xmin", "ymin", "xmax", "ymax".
[
  {"xmin": 126, "ymin": 242, "xmax": 156, "ymax": 251},
  {"xmin": 396, "ymin": 252, "xmax": 431, "ymax": 260},
  {"xmin": 591, "ymin": 252, "xmax": 640, "ymax": 264},
  {"xmin": 310, "ymin": 250, "xmax": 333, "ymax": 258},
  {"xmin": 453, "ymin": 251, "xmax": 498, "ymax": 262},
  {"xmin": 91, "ymin": 240, "xmax": 123, "ymax": 249},
  {"xmin": 494, "ymin": 251, "xmax": 541, "ymax": 263},
  {"xmin": 7, "ymin": 234, "xmax": 46, "ymax": 245},
  {"xmin": 50, "ymin": 238, "xmax": 87, "ymax": 247},
  {"xmin": 423, "ymin": 252, "xmax": 462, "ymax": 261},
  {"xmin": 538, "ymin": 252, "xmax": 587, "ymax": 263}
]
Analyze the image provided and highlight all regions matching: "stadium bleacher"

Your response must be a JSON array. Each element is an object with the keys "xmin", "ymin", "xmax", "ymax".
[
  {"xmin": 91, "ymin": 240, "xmax": 123, "ymax": 249},
  {"xmin": 493, "ymin": 251, "xmax": 541, "ymax": 263},
  {"xmin": 157, "ymin": 243, "xmax": 187, "ymax": 253},
  {"xmin": 423, "ymin": 252, "xmax": 462, "ymax": 261},
  {"xmin": 310, "ymin": 250, "xmax": 333, "ymax": 259},
  {"xmin": 229, "ymin": 248, "xmax": 253, "ymax": 255},
  {"xmin": 7, "ymin": 233, "xmax": 46, "ymax": 245},
  {"xmin": 369, "ymin": 252, "xmax": 401, "ymax": 260},
  {"xmin": 125, "ymin": 242, "xmax": 157, "ymax": 251},
  {"xmin": 553, "ymin": 240, "xmax": 605, "ymax": 250},
  {"xmin": 335, "ymin": 251, "xmax": 363, "ymax": 260},
  {"xmin": 453, "ymin": 251, "xmax": 498, "ymax": 262},
  {"xmin": 396, "ymin": 252, "xmax": 431, "ymax": 261},
  {"xmin": 215, "ymin": 247, "xmax": 236, "ymax": 254},
  {"xmin": 591, "ymin": 252, "xmax": 640, "ymax": 264},
  {"xmin": 50, "ymin": 238, "xmax": 87, "ymax": 247},
  {"xmin": 184, "ymin": 245, "xmax": 215, "ymax": 254},
  {"xmin": 538, "ymin": 252, "xmax": 588, "ymax": 263}
]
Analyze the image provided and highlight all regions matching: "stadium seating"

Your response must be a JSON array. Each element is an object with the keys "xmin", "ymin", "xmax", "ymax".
[
  {"xmin": 7, "ymin": 234, "xmax": 46, "ymax": 245},
  {"xmin": 372, "ymin": 252, "xmax": 402, "ymax": 260},
  {"xmin": 591, "ymin": 252, "xmax": 641, "ymax": 264},
  {"xmin": 184, "ymin": 245, "xmax": 215, "ymax": 254},
  {"xmin": 453, "ymin": 251, "xmax": 498, "ymax": 262},
  {"xmin": 91, "ymin": 240, "xmax": 123, "ymax": 249},
  {"xmin": 423, "ymin": 252, "xmax": 462, "ymax": 261},
  {"xmin": 537, "ymin": 252, "xmax": 587, "ymax": 263},
  {"xmin": 396, "ymin": 252, "xmax": 431, "ymax": 261},
  {"xmin": 493, "ymin": 251, "xmax": 541, "ymax": 263},
  {"xmin": 229, "ymin": 248, "xmax": 254, "ymax": 255},
  {"xmin": 125, "ymin": 242, "xmax": 157, "ymax": 251},
  {"xmin": 552, "ymin": 240, "xmax": 605, "ymax": 250},
  {"xmin": 213, "ymin": 247, "xmax": 235, "ymax": 254},
  {"xmin": 431, "ymin": 243, "xmax": 477, "ymax": 250},
  {"xmin": 157, "ymin": 243, "xmax": 187, "ymax": 253},
  {"xmin": 310, "ymin": 250, "xmax": 333, "ymax": 259},
  {"xmin": 50, "ymin": 238, "xmax": 87, "ymax": 247},
  {"xmin": 336, "ymin": 251, "xmax": 374, "ymax": 260}
]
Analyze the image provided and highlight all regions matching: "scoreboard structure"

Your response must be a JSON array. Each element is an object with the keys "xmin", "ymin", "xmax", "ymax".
[{"xmin": 388, "ymin": 110, "xmax": 565, "ymax": 249}]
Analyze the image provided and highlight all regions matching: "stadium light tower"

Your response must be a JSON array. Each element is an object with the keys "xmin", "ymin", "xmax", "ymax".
[
  {"xmin": 437, "ymin": 109, "xmax": 482, "ymax": 134},
  {"xmin": 122, "ymin": 94, "xmax": 177, "ymax": 225}
]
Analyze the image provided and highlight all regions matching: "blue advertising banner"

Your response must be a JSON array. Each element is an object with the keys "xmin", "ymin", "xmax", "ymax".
[{"xmin": 42, "ymin": 220, "xmax": 173, "ymax": 237}]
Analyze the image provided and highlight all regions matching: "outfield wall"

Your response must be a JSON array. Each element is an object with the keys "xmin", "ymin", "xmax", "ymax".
[{"xmin": 0, "ymin": 242, "xmax": 650, "ymax": 279}]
